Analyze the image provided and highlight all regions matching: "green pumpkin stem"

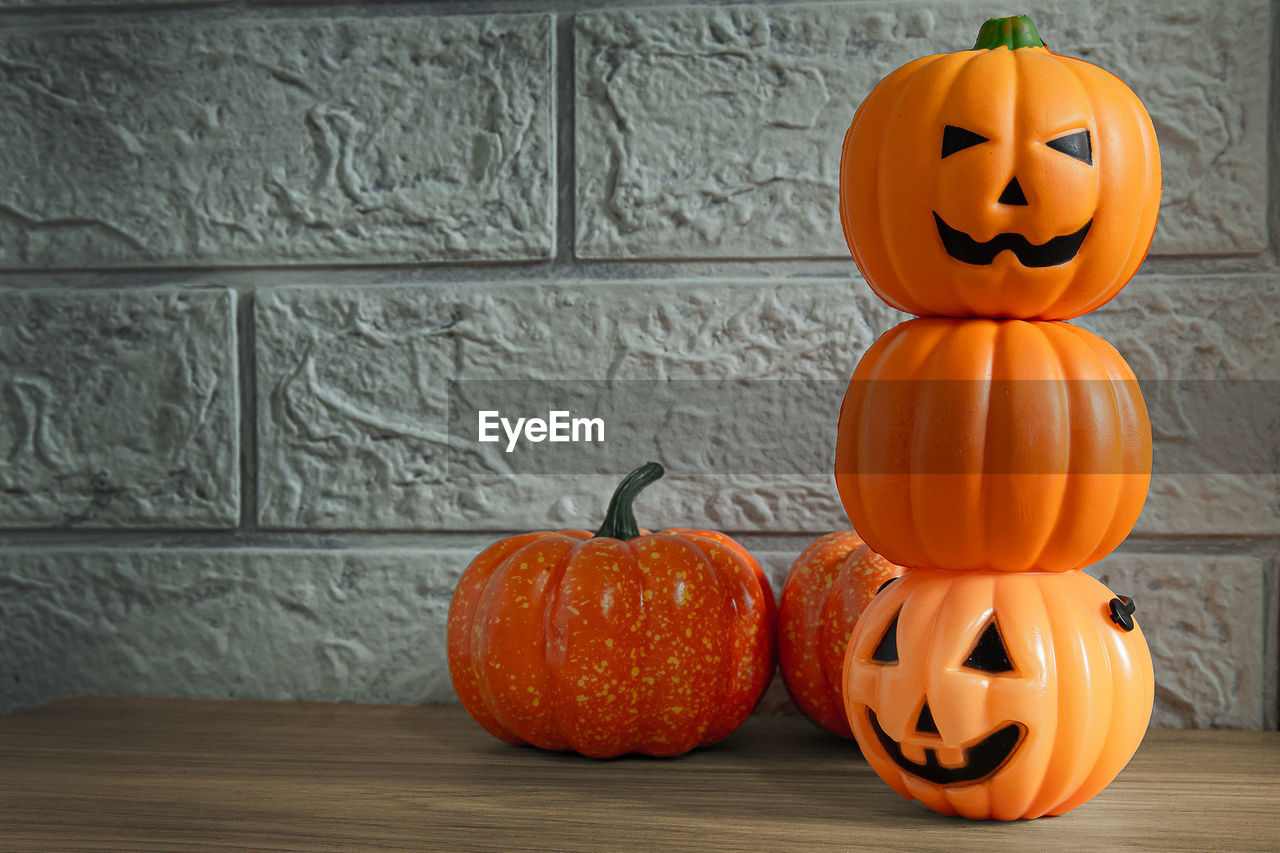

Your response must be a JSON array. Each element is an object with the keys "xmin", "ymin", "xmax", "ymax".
[
  {"xmin": 593, "ymin": 462, "xmax": 664, "ymax": 540},
  {"xmin": 973, "ymin": 15, "xmax": 1046, "ymax": 50}
]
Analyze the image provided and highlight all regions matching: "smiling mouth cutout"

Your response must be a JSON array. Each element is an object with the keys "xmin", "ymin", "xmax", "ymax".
[
  {"xmin": 868, "ymin": 709, "xmax": 1025, "ymax": 786},
  {"xmin": 933, "ymin": 212, "xmax": 1092, "ymax": 268}
]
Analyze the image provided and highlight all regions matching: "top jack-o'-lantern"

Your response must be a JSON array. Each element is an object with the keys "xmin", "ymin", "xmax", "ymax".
[{"xmin": 840, "ymin": 16, "xmax": 1161, "ymax": 320}]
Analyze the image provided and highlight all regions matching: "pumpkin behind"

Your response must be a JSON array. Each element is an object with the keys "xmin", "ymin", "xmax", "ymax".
[{"xmin": 778, "ymin": 532, "xmax": 904, "ymax": 738}]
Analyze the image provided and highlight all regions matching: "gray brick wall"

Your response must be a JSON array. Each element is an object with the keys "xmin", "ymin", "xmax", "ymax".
[{"xmin": 1, "ymin": 0, "xmax": 1276, "ymax": 729}]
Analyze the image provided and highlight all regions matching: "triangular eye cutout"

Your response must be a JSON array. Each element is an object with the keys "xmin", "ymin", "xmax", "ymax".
[
  {"xmin": 1047, "ymin": 129, "xmax": 1093, "ymax": 164},
  {"xmin": 963, "ymin": 620, "xmax": 1014, "ymax": 674},
  {"xmin": 942, "ymin": 125, "xmax": 989, "ymax": 158},
  {"xmin": 871, "ymin": 612, "xmax": 900, "ymax": 664}
]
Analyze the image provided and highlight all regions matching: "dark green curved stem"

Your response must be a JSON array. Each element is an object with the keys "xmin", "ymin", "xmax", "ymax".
[
  {"xmin": 593, "ymin": 462, "xmax": 664, "ymax": 540},
  {"xmin": 973, "ymin": 15, "xmax": 1046, "ymax": 50}
]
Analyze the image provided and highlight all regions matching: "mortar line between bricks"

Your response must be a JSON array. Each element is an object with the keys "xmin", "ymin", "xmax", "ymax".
[
  {"xmin": 1261, "ymin": 547, "xmax": 1279, "ymax": 728},
  {"xmin": 0, "ymin": 255, "xmax": 1275, "ymax": 291},
  {"xmin": 0, "ymin": 0, "xmax": 794, "ymax": 27},
  {"xmin": 1268, "ymin": 0, "xmax": 1280, "ymax": 264},
  {"xmin": 1266, "ymin": 0, "xmax": 1280, "ymax": 729},
  {"xmin": 551, "ymin": 11, "xmax": 576, "ymax": 270},
  {"xmin": 236, "ymin": 289, "xmax": 259, "ymax": 532},
  {"xmin": 0, "ymin": 530, "xmax": 1277, "ymax": 551}
]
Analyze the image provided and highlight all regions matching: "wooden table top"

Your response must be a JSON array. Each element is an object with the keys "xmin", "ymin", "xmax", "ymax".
[{"xmin": 1, "ymin": 696, "xmax": 1277, "ymax": 851}]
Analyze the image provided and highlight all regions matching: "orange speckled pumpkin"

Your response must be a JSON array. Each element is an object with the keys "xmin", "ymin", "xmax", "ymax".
[
  {"xmin": 843, "ymin": 568, "xmax": 1153, "ymax": 819},
  {"xmin": 836, "ymin": 317, "xmax": 1151, "ymax": 573},
  {"xmin": 778, "ymin": 532, "xmax": 904, "ymax": 738},
  {"xmin": 447, "ymin": 463, "xmax": 777, "ymax": 758},
  {"xmin": 840, "ymin": 15, "xmax": 1161, "ymax": 319}
]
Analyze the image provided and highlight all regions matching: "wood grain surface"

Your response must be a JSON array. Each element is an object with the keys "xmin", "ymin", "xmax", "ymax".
[{"xmin": 1, "ymin": 696, "xmax": 1277, "ymax": 851}]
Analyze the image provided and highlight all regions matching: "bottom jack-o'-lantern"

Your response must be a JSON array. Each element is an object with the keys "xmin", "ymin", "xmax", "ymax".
[{"xmin": 842, "ymin": 569, "xmax": 1153, "ymax": 819}]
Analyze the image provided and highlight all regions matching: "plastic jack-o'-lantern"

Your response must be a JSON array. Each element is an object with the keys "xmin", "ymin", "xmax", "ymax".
[
  {"xmin": 843, "ymin": 569, "xmax": 1154, "ymax": 819},
  {"xmin": 835, "ymin": 316, "xmax": 1152, "ymax": 573},
  {"xmin": 840, "ymin": 15, "xmax": 1161, "ymax": 319}
]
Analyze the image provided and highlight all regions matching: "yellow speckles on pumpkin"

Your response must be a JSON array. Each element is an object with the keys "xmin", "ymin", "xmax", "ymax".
[
  {"xmin": 520, "ymin": 562, "xmax": 528, "ymax": 569},
  {"xmin": 644, "ymin": 590, "xmax": 654, "ymax": 600},
  {"xmin": 605, "ymin": 638, "xmax": 615, "ymax": 649},
  {"xmin": 667, "ymin": 656, "xmax": 679, "ymax": 667},
  {"xmin": 577, "ymin": 695, "xmax": 589, "ymax": 702},
  {"xmin": 568, "ymin": 605, "xmax": 581, "ymax": 616},
  {"xmin": 642, "ymin": 676, "xmax": 655, "ymax": 686},
  {"xmin": 650, "ymin": 552, "xmax": 661, "ymax": 560},
  {"xmin": 669, "ymin": 706, "xmax": 684, "ymax": 714},
  {"xmin": 684, "ymin": 628, "xmax": 692, "ymax": 638},
  {"xmin": 630, "ymin": 666, "xmax": 640, "ymax": 677},
  {"xmin": 640, "ymin": 564, "xmax": 650, "ymax": 574},
  {"xmin": 577, "ymin": 677, "xmax": 586, "ymax": 687}
]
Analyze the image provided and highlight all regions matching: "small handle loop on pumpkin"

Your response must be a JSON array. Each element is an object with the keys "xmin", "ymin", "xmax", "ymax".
[
  {"xmin": 1108, "ymin": 595, "xmax": 1137, "ymax": 632},
  {"xmin": 593, "ymin": 462, "xmax": 664, "ymax": 541}
]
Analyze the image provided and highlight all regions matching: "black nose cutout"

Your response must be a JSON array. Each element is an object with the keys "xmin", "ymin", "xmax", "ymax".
[
  {"xmin": 916, "ymin": 701, "xmax": 939, "ymax": 735},
  {"xmin": 998, "ymin": 177, "xmax": 1028, "ymax": 206}
]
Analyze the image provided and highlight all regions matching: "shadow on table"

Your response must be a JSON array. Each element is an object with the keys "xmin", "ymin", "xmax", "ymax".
[{"xmin": 432, "ymin": 714, "xmax": 1056, "ymax": 834}]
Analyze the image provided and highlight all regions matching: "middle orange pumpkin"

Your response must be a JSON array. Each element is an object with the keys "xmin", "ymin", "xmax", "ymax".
[{"xmin": 835, "ymin": 317, "xmax": 1151, "ymax": 573}]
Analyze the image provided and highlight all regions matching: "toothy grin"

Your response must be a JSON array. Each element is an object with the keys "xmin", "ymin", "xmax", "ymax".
[
  {"xmin": 868, "ymin": 709, "xmax": 1024, "ymax": 786},
  {"xmin": 933, "ymin": 212, "xmax": 1092, "ymax": 268}
]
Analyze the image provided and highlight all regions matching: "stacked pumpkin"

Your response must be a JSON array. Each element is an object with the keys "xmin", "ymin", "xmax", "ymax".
[{"xmin": 832, "ymin": 16, "xmax": 1159, "ymax": 819}]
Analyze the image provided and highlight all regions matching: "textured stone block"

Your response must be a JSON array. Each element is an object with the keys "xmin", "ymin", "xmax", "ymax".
[
  {"xmin": 0, "ymin": 287, "xmax": 238, "ymax": 528},
  {"xmin": 0, "ymin": 548, "xmax": 469, "ymax": 717},
  {"xmin": 0, "ymin": 13, "xmax": 553, "ymax": 268},
  {"xmin": 1081, "ymin": 276, "xmax": 1280, "ymax": 381},
  {"xmin": 255, "ymin": 279, "xmax": 901, "ymax": 531},
  {"xmin": 575, "ymin": 0, "xmax": 1269, "ymax": 260},
  {"xmin": 1088, "ymin": 555, "xmax": 1268, "ymax": 729},
  {"xmin": 3, "ymin": 547, "xmax": 1266, "ymax": 729},
  {"xmin": 1081, "ymin": 275, "xmax": 1280, "ymax": 536},
  {"xmin": 256, "ymin": 275, "xmax": 1276, "ymax": 536}
]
